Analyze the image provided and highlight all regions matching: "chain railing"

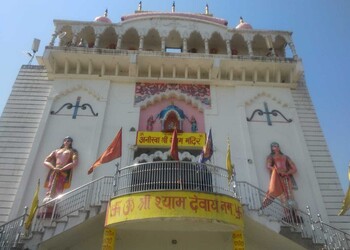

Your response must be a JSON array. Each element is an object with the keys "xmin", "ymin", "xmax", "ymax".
[
  {"xmin": 0, "ymin": 207, "xmax": 27, "ymax": 250},
  {"xmin": 1, "ymin": 162, "xmax": 350, "ymax": 250}
]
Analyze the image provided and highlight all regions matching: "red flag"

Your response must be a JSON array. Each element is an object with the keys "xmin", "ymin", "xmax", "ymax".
[
  {"xmin": 170, "ymin": 128, "xmax": 179, "ymax": 160},
  {"xmin": 88, "ymin": 128, "xmax": 122, "ymax": 174}
]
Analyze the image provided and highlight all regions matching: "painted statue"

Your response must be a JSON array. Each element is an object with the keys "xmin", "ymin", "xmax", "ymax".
[
  {"xmin": 190, "ymin": 116, "xmax": 198, "ymax": 132},
  {"xmin": 146, "ymin": 115, "xmax": 156, "ymax": 131},
  {"xmin": 262, "ymin": 142, "xmax": 297, "ymax": 209},
  {"xmin": 43, "ymin": 136, "xmax": 78, "ymax": 203}
]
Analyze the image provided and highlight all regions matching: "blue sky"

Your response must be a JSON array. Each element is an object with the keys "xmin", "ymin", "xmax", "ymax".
[{"xmin": 0, "ymin": 0, "xmax": 349, "ymax": 191}]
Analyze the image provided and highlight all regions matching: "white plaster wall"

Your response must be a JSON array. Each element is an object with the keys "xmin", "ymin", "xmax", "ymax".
[
  {"xmin": 116, "ymin": 230, "xmax": 232, "ymax": 250},
  {"xmin": 203, "ymin": 84, "xmax": 328, "ymax": 220},
  {"xmin": 12, "ymin": 78, "xmax": 139, "ymax": 215}
]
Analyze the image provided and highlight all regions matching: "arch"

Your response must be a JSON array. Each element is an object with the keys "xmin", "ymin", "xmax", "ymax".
[
  {"xmin": 166, "ymin": 30, "xmax": 182, "ymax": 49},
  {"xmin": 133, "ymin": 151, "xmax": 199, "ymax": 163},
  {"xmin": 187, "ymin": 31, "xmax": 205, "ymax": 53},
  {"xmin": 273, "ymin": 35, "xmax": 288, "ymax": 57},
  {"xmin": 230, "ymin": 33, "xmax": 248, "ymax": 55},
  {"xmin": 208, "ymin": 32, "xmax": 226, "ymax": 54},
  {"xmin": 138, "ymin": 90, "xmax": 205, "ymax": 112},
  {"xmin": 144, "ymin": 28, "xmax": 161, "ymax": 51},
  {"xmin": 251, "ymin": 34, "xmax": 268, "ymax": 56},
  {"xmin": 77, "ymin": 26, "xmax": 96, "ymax": 48},
  {"xmin": 121, "ymin": 28, "xmax": 139, "ymax": 50},
  {"xmin": 244, "ymin": 91, "xmax": 289, "ymax": 107},
  {"xmin": 58, "ymin": 26, "xmax": 74, "ymax": 47},
  {"xmin": 52, "ymin": 84, "xmax": 102, "ymax": 101},
  {"xmin": 99, "ymin": 26, "xmax": 118, "ymax": 49}
]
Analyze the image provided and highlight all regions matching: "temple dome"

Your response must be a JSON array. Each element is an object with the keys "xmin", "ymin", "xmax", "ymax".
[
  {"xmin": 235, "ymin": 17, "xmax": 252, "ymax": 30},
  {"xmin": 94, "ymin": 9, "xmax": 112, "ymax": 23}
]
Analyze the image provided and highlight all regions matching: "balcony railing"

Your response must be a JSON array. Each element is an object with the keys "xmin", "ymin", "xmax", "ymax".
[
  {"xmin": 1, "ymin": 161, "xmax": 349, "ymax": 249},
  {"xmin": 0, "ymin": 207, "xmax": 27, "ymax": 250},
  {"xmin": 236, "ymin": 181, "xmax": 350, "ymax": 249},
  {"xmin": 115, "ymin": 161, "xmax": 235, "ymax": 197},
  {"xmin": 47, "ymin": 46, "xmax": 297, "ymax": 64}
]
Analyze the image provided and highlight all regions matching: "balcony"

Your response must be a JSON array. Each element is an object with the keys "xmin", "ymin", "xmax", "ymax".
[
  {"xmin": 39, "ymin": 45, "xmax": 301, "ymax": 88},
  {"xmin": 107, "ymin": 161, "xmax": 243, "ymax": 231},
  {"xmin": 2, "ymin": 161, "xmax": 350, "ymax": 249}
]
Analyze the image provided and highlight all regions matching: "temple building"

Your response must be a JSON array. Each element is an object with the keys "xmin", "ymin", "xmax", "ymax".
[{"xmin": 0, "ymin": 3, "xmax": 349, "ymax": 250}]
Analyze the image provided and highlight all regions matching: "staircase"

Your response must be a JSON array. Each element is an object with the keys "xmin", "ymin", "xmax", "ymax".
[
  {"xmin": 237, "ymin": 181, "xmax": 350, "ymax": 250},
  {"xmin": 1, "ymin": 162, "xmax": 349, "ymax": 249}
]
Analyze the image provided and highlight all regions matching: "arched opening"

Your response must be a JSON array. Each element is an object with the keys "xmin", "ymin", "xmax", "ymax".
[
  {"xmin": 121, "ymin": 28, "xmax": 139, "ymax": 50},
  {"xmin": 144, "ymin": 28, "xmax": 161, "ymax": 51},
  {"xmin": 251, "ymin": 34, "xmax": 268, "ymax": 56},
  {"xmin": 77, "ymin": 26, "xmax": 96, "ymax": 48},
  {"xmin": 208, "ymin": 32, "xmax": 226, "ymax": 54},
  {"xmin": 187, "ymin": 31, "xmax": 205, "ymax": 53},
  {"xmin": 99, "ymin": 27, "xmax": 117, "ymax": 49},
  {"xmin": 166, "ymin": 30, "xmax": 182, "ymax": 51},
  {"xmin": 230, "ymin": 33, "xmax": 248, "ymax": 55}
]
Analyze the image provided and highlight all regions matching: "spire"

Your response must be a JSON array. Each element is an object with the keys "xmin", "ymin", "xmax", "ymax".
[
  {"xmin": 240, "ymin": 16, "xmax": 244, "ymax": 24},
  {"xmin": 138, "ymin": 1, "xmax": 142, "ymax": 12},
  {"xmin": 205, "ymin": 4, "xmax": 209, "ymax": 15},
  {"xmin": 104, "ymin": 9, "xmax": 108, "ymax": 17},
  {"xmin": 172, "ymin": 1, "xmax": 175, "ymax": 12}
]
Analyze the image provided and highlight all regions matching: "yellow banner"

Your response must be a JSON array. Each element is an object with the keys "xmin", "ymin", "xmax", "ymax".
[
  {"xmin": 233, "ymin": 230, "xmax": 245, "ymax": 250},
  {"xmin": 136, "ymin": 131, "xmax": 205, "ymax": 149},
  {"xmin": 105, "ymin": 191, "xmax": 244, "ymax": 228},
  {"xmin": 101, "ymin": 227, "xmax": 116, "ymax": 250}
]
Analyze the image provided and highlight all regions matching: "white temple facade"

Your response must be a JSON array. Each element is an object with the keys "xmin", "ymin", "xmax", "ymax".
[{"xmin": 0, "ymin": 4, "xmax": 349, "ymax": 250}]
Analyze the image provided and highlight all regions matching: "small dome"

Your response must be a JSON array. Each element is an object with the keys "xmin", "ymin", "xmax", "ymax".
[
  {"xmin": 94, "ymin": 9, "xmax": 112, "ymax": 23},
  {"xmin": 235, "ymin": 16, "xmax": 252, "ymax": 30}
]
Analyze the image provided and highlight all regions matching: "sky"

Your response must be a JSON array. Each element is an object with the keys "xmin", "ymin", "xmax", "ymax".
[{"xmin": 0, "ymin": 0, "xmax": 349, "ymax": 191}]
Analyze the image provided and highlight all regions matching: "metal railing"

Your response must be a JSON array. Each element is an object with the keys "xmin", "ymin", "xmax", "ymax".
[
  {"xmin": 1, "ymin": 161, "xmax": 349, "ymax": 250},
  {"xmin": 236, "ymin": 181, "xmax": 350, "ymax": 250},
  {"xmin": 31, "ymin": 176, "xmax": 114, "ymax": 232},
  {"xmin": 115, "ymin": 161, "xmax": 235, "ymax": 197},
  {"xmin": 0, "ymin": 207, "xmax": 27, "ymax": 250}
]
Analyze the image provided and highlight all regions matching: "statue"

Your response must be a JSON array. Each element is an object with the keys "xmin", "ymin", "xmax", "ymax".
[
  {"xmin": 190, "ymin": 116, "xmax": 198, "ymax": 132},
  {"xmin": 261, "ymin": 142, "xmax": 297, "ymax": 210},
  {"xmin": 43, "ymin": 136, "xmax": 78, "ymax": 203},
  {"xmin": 147, "ymin": 115, "xmax": 156, "ymax": 131}
]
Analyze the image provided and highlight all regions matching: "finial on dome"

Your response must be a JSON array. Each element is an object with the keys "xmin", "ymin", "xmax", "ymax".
[
  {"xmin": 138, "ymin": 1, "xmax": 142, "ymax": 11},
  {"xmin": 205, "ymin": 4, "xmax": 209, "ymax": 15},
  {"xmin": 94, "ymin": 9, "xmax": 112, "ymax": 23},
  {"xmin": 172, "ymin": 1, "xmax": 175, "ymax": 12},
  {"xmin": 236, "ymin": 16, "xmax": 253, "ymax": 30}
]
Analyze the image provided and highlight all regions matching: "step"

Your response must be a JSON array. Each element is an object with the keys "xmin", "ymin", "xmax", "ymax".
[
  {"xmin": 280, "ymin": 226, "xmax": 324, "ymax": 250},
  {"xmin": 21, "ymin": 231, "xmax": 43, "ymax": 250}
]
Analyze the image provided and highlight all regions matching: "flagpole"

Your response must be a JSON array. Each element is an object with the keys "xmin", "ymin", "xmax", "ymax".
[{"xmin": 113, "ymin": 162, "xmax": 119, "ymax": 196}]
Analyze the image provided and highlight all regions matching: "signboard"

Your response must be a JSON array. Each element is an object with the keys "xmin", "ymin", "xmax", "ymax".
[
  {"xmin": 105, "ymin": 191, "xmax": 244, "ymax": 228},
  {"xmin": 136, "ymin": 131, "xmax": 206, "ymax": 149},
  {"xmin": 233, "ymin": 230, "xmax": 245, "ymax": 250},
  {"xmin": 101, "ymin": 228, "xmax": 116, "ymax": 250}
]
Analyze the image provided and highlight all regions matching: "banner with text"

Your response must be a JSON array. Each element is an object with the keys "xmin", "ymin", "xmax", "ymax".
[
  {"xmin": 136, "ymin": 131, "xmax": 205, "ymax": 149},
  {"xmin": 105, "ymin": 191, "xmax": 244, "ymax": 228}
]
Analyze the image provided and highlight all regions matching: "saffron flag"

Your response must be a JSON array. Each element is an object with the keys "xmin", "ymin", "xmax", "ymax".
[
  {"xmin": 338, "ymin": 163, "xmax": 350, "ymax": 216},
  {"xmin": 170, "ymin": 128, "xmax": 179, "ymax": 160},
  {"xmin": 24, "ymin": 179, "xmax": 40, "ymax": 230},
  {"xmin": 198, "ymin": 129, "xmax": 213, "ymax": 163},
  {"xmin": 88, "ymin": 128, "xmax": 122, "ymax": 174},
  {"xmin": 226, "ymin": 141, "xmax": 234, "ymax": 181}
]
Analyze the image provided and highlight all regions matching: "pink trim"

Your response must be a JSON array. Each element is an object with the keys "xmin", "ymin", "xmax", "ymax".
[{"xmin": 121, "ymin": 12, "xmax": 228, "ymax": 26}]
